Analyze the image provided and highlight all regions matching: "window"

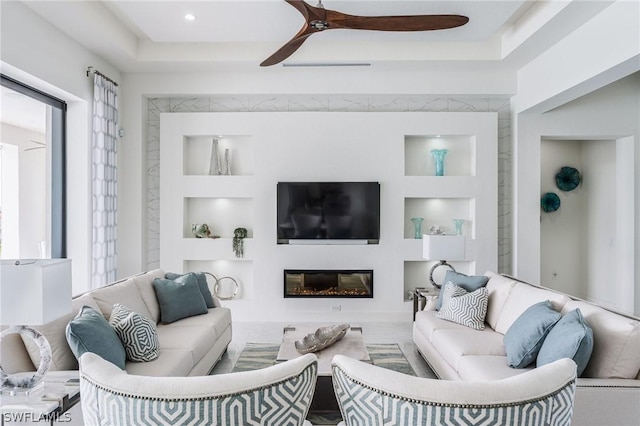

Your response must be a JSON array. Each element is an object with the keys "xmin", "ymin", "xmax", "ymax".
[{"xmin": 0, "ymin": 75, "xmax": 66, "ymax": 258}]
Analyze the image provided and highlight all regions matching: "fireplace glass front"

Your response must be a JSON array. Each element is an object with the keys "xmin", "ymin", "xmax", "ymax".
[{"xmin": 284, "ymin": 269, "xmax": 373, "ymax": 298}]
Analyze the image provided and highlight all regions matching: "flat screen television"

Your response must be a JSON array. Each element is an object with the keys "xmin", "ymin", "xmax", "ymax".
[{"xmin": 277, "ymin": 182, "xmax": 380, "ymax": 244}]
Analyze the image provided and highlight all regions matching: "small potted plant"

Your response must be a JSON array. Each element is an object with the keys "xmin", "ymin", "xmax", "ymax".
[{"xmin": 232, "ymin": 227, "xmax": 248, "ymax": 258}]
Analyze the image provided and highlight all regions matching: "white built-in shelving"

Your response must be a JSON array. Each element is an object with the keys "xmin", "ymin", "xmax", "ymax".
[
  {"xmin": 159, "ymin": 112, "xmax": 497, "ymax": 320},
  {"xmin": 401, "ymin": 124, "xmax": 497, "ymax": 301}
]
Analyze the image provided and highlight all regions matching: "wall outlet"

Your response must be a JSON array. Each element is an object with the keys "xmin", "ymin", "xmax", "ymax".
[{"xmin": 331, "ymin": 305, "xmax": 342, "ymax": 312}]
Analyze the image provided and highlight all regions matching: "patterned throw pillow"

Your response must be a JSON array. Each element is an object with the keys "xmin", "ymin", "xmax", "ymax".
[
  {"xmin": 109, "ymin": 304, "xmax": 160, "ymax": 362},
  {"xmin": 436, "ymin": 282, "xmax": 489, "ymax": 330},
  {"xmin": 435, "ymin": 271, "xmax": 489, "ymax": 311}
]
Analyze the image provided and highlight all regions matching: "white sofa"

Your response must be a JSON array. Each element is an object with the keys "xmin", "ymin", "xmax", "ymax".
[
  {"xmin": 413, "ymin": 271, "xmax": 640, "ymax": 426},
  {"xmin": 2, "ymin": 269, "xmax": 232, "ymax": 377},
  {"xmin": 80, "ymin": 352, "xmax": 317, "ymax": 426},
  {"xmin": 332, "ymin": 354, "xmax": 577, "ymax": 426}
]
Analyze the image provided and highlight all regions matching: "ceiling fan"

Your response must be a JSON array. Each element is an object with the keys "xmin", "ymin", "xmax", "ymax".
[{"xmin": 261, "ymin": 0, "xmax": 469, "ymax": 66}]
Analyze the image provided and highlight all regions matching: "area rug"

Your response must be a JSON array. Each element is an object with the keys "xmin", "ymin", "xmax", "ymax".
[{"xmin": 232, "ymin": 343, "xmax": 416, "ymax": 425}]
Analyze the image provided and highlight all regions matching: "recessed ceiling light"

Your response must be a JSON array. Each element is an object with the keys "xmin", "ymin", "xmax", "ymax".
[{"xmin": 184, "ymin": 13, "xmax": 197, "ymax": 21}]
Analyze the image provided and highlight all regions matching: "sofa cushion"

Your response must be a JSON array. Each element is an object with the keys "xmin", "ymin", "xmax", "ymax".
[
  {"xmin": 503, "ymin": 301, "xmax": 561, "ymax": 368},
  {"xmin": 164, "ymin": 307, "xmax": 232, "ymax": 339},
  {"xmin": 155, "ymin": 324, "xmax": 215, "ymax": 366},
  {"xmin": 124, "ymin": 347, "xmax": 194, "ymax": 377},
  {"xmin": 109, "ymin": 304, "xmax": 160, "ymax": 362},
  {"xmin": 90, "ymin": 278, "xmax": 154, "ymax": 321},
  {"xmin": 494, "ymin": 283, "xmax": 570, "ymax": 335},
  {"xmin": 562, "ymin": 300, "xmax": 640, "ymax": 379},
  {"xmin": 457, "ymin": 355, "xmax": 533, "ymax": 381},
  {"xmin": 66, "ymin": 305, "xmax": 126, "ymax": 369},
  {"xmin": 537, "ymin": 308, "xmax": 593, "ymax": 376},
  {"xmin": 436, "ymin": 283, "xmax": 489, "ymax": 330},
  {"xmin": 22, "ymin": 293, "xmax": 101, "ymax": 371},
  {"xmin": 153, "ymin": 274, "xmax": 208, "ymax": 324},
  {"xmin": 431, "ymin": 328, "xmax": 506, "ymax": 372},
  {"xmin": 436, "ymin": 271, "xmax": 488, "ymax": 310},
  {"xmin": 414, "ymin": 310, "xmax": 473, "ymax": 343},
  {"xmin": 484, "ymin": 271, "xmax": 517, "ymax": 330},
  {"xmin": 165, "ymin": 272, "xmax": 216, "ymax": 308},
  {"xmin": 132, "ymin": 269, "xmax": 166, "ymax": 323}
]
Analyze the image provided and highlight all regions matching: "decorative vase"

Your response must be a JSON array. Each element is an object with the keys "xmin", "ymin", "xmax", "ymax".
[
  {"xmin": 430, "ymin": 149, "xmax": 448, "ymax": 176},
  {"xmin": 209, "ymin": 138, "xmax": 221, "ymax": 175},
  {"xmin": 453, "ymin": 219, "xmax": 465, "ymax": 236},
  {"xmin": 410, "ymin": 217, "xmax": 424, "ymax": 239},
  {"xmin": 223, "ymin": 148, "xmax": 231, "ymax": 175}
]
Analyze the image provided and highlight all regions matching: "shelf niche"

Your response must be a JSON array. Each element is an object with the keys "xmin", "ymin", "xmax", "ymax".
[
  {"xmin": 403, "ymin": 260, "xmax": 473, "ymax": 302},
  {"xmin": 183, "ymin": 197, "xmax": 253, "ymax": 239},
  {"xmin": 183, "ymin": 135, "xmax": 253, "ymax": 176},
  {"xmin": 404, "ymin": 198, "xmax": 474, "ymax": 239},
  {"xmin": 185, "ymin": 260, "xmax": 252, "ymax": 301},
  {"xmin": 404, "ymin": 135, "xmax": 475, "ymax": 177}
]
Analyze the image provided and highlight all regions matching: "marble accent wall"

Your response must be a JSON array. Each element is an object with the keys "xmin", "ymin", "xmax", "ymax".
[{"xmin": 146, "ymin": 96, "xmax": 511, "ymax": 274}]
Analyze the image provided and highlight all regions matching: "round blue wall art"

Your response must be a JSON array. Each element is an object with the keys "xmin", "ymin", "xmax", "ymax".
[
  {"xmin": 555, "ymin": 166, "xmax": 581, "ymax": 191},
  {"xmin": 541, "ymin": 192, "xmax": 561, "ymax": 213}
]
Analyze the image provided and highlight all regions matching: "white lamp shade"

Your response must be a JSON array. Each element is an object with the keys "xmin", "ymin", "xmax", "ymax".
[
  {"xmin": 423, "ymin": 235, "xmax": 466, "ymax": 260},
  {"xmin": 0, "ymin": 259, "xmax": 72, "ymax": 325}
]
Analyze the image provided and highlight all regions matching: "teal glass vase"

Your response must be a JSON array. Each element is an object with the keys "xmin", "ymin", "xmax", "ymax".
[
  {"xmin": 453, "ymin": 219, "xmax": 465, "ymax": 236},
  {"xmin": 430, "ymin": 149, "xmax": 448, "ymax": 176},
  {"xmin": 410, "ymin": 217, "xmax": 424, "ymax": 239}
]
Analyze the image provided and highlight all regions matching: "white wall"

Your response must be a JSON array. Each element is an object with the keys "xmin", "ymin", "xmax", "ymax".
[
  {"xmin": 540, "ymin": 140, "xmax": 586, "ymax": 298},
  {"xmin": 517, "ymin": 73, "xmax": 639, "ymax": 315},
  {"xmin": 1, "ymin": 1, "xmax": 122, "ymax": 294},
  {"xmin": 159, "ymin": 111, "xmax": 497, "ymax": 322},
  {"xmin": 540, "ymin": 139, "xmax": 623, "ymax": 311}
]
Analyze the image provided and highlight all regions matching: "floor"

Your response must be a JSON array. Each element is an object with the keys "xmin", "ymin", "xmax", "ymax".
[{"xmin": 211, "ymin": 321, "xmax": 437, "ymax": 379}]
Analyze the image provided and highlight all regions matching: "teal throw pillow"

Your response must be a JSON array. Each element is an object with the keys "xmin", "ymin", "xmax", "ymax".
[
  {"xmin": 65, "ymin": 305, "xmax": 126, "ymax": 369},
  {"xmin": 537, "ymin": 308, "xmax": 593, "ymax": 376},
  {"xmin": 165, "ymin": 272, "xmax": 215, "ymax": 308},
  {"xmin": 503, "ymin": 301, "xmax": 561, "ymax": 369},
  {"xmin": 153, "ymin": 274, "xmax": 208, "ymax": 324},
  {"xmin": 435, "ymin": 271, "xmax": 489, "ymax": 311}
]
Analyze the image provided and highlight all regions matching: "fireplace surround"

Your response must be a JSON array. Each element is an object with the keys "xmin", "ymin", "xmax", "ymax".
[{"xmin": 284, "ymin": 270, "xmax": 373, "ymax": 298}]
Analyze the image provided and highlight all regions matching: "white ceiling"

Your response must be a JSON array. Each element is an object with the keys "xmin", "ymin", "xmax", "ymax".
[
  {"xmin": 20, "ymin": 0, "xmax": 614, "ymax": 72},
  {"xmin": 2, "ymin": 1, "xmax": 615, "ymax": 132}
]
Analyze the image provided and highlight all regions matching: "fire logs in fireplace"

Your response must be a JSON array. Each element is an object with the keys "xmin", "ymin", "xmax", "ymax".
[{"xmin": 284, "ymin": 270, "xmax": 373, "ymax": 298}]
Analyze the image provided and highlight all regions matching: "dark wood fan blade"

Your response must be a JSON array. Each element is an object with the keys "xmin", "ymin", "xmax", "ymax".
[
  {"xmin": 327, "ymin": 12, "xmax": 469, "ymax": 31},
  {"xmin": 260, "ymin": 25, "xmax": 315, "ymax": 66},
  {"xmin": 261, "ymin": 1, "xmax": 470, "ymax": 66}
]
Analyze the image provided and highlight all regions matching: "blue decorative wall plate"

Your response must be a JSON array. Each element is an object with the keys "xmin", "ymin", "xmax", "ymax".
[
  {"xmin": 541, "ymin": 192, "xmax": 561, "ymax": 213},
  {"xmin": 556, "ymin": 166, "xmax": 581, "ymax": 191}
]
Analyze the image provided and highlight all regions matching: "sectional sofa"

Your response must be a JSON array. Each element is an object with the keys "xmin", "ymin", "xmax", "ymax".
[
  {"xmin": 2, "ymin": 269, "xmax": 232, "ymax": 377},
  {"xmin": 413, "ymin": 271, "xmax": 640, "ymax": 426}
]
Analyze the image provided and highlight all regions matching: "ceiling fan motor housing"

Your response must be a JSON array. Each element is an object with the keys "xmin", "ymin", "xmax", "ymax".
[{"xmin": 310, "ymin": 20, "xmax": 330, "ymax": 30}]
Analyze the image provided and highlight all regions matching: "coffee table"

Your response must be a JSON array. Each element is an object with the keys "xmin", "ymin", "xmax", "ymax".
[{"xmin": 277, "ymin": 325, "xmax": 371, "ymax": 412}]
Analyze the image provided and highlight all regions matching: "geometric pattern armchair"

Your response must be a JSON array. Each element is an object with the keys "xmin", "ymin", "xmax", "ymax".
[
  {"xmin": 332, "ymin": 355, "xmax": 576, "ymax": 426},
  {"xmin": 79, "ymin": 352, "xmax": 318, "ymax": 426}
]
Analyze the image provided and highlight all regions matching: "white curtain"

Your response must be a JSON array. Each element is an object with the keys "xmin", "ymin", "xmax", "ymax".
[{"xmin": 91, "ymin": 74, "xmax": 118, "ymax": 288}]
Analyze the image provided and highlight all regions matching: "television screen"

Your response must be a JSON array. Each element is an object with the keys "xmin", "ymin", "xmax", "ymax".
[{"xmin": 277, "ymin": 182, "xmax": 380, "ymax": 244}]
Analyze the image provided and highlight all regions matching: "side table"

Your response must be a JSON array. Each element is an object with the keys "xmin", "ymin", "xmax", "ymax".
[
  {"xmin": 413, "ymin": 287, "xmax": 440, "ymax": 320},
  {"xmin": 1, "ymin": 371, "xmax": 80, "ymax": 426}
]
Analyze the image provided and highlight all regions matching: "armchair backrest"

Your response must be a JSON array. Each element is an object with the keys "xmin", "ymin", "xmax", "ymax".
[
  {"xmin": 332, "ymin": 355, "xmax": 576, "ymax": 426},
  {"xmin": 80, "ymin": 352, "xmax": 317, "ymax": 426}
]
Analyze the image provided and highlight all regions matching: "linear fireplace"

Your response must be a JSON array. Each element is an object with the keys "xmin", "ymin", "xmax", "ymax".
[{"xmin": 284, "ymin": 269, "xmax": 373, "ymax": 298}]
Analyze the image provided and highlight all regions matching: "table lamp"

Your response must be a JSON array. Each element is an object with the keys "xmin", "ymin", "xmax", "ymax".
[
  {"xmin": 422, "ymin": 235, "xmax": 465, "ymax": 288},
  {"xmin": 0, "ymin": 259, "xmax": 72, "ymax": 393}
]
